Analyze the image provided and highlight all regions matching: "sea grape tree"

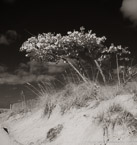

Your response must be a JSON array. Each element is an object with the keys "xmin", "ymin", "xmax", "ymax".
[
  {"xmin": 20, "ymin": 27, "xmax": 131, "ymax": 83},
  {"xmin": 20, "ymin": 27, "xmax": 106, "ymax": 62}
]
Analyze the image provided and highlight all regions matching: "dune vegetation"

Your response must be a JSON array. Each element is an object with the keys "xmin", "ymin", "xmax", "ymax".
[{"xmin": 1, "ymin": 27, "xmax": 137, "ymax": 145}]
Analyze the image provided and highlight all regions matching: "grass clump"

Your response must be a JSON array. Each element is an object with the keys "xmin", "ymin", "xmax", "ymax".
[
  {"xmin": 24, "ymin": 77, "xmax": 133, "ymax": 117},
  {"xmin": 94, "ymin": 102, "xmax": 137, "ymax": 137}
]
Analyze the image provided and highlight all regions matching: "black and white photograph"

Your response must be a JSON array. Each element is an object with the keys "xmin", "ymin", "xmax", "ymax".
[{"xmin": 0, "ymin": 0, "xmax": 137, "ymax": 144}]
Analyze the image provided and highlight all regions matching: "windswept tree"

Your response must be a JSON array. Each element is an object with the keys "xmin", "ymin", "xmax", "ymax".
[{"xmin": 20, "ymin": 27, "xmax": 131, "ymax": 83}]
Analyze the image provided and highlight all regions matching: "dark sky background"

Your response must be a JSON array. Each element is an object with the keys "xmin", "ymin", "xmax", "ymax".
[{"xmin": 0, "ymin": 0, "xmax": 137, "ymax": 108}]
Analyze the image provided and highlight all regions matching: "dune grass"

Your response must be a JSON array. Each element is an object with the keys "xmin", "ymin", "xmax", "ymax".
[{"xmin": 8, "ymin": 71, "xmax": 137, "ymax": 117}]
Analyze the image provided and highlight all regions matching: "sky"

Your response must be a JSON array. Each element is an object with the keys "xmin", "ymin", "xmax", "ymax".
[{"xmin": 0, "ymin": 0, "xmax": 137, "ymax": 107}]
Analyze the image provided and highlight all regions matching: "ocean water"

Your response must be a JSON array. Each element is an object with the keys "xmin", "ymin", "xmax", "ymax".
[
  {"xmin": 0, "ymin": 84, "xmax": 37, "ymax": 108},
  {"xmin": 0, "ymin": 79, "xmax": 65, "ymax": 108}
]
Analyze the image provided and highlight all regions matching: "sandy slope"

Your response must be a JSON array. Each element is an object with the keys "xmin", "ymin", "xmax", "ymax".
[
  {"xmin": 0, "ymin": 126, "xmax": 14, "ymax": 145},
  {"xmin": 1, "ymin": 94, "xmax": 137, "ymax": 145}
]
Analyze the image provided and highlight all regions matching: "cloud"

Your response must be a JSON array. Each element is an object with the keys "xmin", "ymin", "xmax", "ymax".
[
  {"xmin": 0, "ymin": 35, "xmax": 9, "ymax": 45},
  {"xmin": 120, "ymin": 0, "xmax": 137, "ymax": 26},
  {"xmin": 0, "ymin": 30, "xmax": 18, "ymax": 45},
  {"xmin": 0, "ymin": 65, "xmax": 7, "ymax": 73},
  {"xmin": 0, "ymin": 60, "xmax": 69, "ymax": 84}
]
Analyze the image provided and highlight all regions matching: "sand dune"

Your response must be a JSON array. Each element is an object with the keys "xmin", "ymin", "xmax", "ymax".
[
  {"xmin": 1, "ymin": 94, "xmax": 137, "ymax": 145},
  {"xmin": 0, "ymin": 126, "xmax": 13, "ymax": 145}
]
